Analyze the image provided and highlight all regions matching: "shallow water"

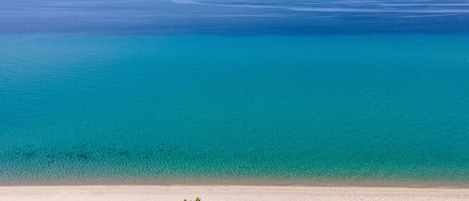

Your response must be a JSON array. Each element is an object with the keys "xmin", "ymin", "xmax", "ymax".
[{"xmin": 1, "ymin": 34, "xmax": 469, "ymax": 185}]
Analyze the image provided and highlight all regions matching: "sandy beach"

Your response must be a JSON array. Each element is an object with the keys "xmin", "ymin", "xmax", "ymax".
[{"xmin": 0, "ymin": 185, "xmax": 468, "ymax": 201}]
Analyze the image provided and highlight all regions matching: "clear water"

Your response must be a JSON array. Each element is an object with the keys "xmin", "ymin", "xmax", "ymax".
[{"xmin": 1, "ymin": 34, "xmax": 469, "ymax": 185}]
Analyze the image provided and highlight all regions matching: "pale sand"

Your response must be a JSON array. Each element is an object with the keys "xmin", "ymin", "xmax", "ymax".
[{"xmin": 1, "ymin": 186, "xmax": 469, "ymax": 201}]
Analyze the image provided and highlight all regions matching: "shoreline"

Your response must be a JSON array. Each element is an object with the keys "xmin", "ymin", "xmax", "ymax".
[
  {"xmin": 1, "ymin": 177, "xmax": 469, "ymax": 188},
  {"xmin": 0, "ymin": 185, "xmax": 468, "ymax": 201}
]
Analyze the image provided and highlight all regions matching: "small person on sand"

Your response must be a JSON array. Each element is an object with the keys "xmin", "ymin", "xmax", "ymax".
[{"xmin": 184, "ymin": 198, "xmax": 201, "ymax": 201}]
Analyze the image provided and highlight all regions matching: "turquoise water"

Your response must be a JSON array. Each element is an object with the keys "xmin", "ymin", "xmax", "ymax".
[{"xmin": 1, "ymin": 34, "xmax": 469, "ymax": 186}]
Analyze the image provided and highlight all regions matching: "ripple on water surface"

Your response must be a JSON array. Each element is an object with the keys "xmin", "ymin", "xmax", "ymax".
[{"xmin": 1, "ymin": 34, "xmax": 469, "ymax": 186}]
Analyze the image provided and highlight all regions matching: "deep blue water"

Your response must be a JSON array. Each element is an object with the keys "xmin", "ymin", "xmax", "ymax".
[
  {"xmin": 2, "ymin": 0, "xmax": 469, "ymax": 34},
  {"xmin": 1, "ymin": 0, "xmax": 469, "ymax": 186}
]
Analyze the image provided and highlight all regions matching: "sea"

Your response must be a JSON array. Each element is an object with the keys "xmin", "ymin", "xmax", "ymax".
[{"xmin": 1, "ymin": 0, "xmax": 469, "ymax": 186}]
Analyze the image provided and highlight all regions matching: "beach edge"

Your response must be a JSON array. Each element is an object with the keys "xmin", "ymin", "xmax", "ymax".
[{"xmin": 1, "ymin": 185, "xmax": 469, "ymax": 201}]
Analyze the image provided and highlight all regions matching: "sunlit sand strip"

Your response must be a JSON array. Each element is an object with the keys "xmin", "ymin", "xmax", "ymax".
[{"xmin": 0, "ymin": 185, "xmax": 468, "ymax": 201}]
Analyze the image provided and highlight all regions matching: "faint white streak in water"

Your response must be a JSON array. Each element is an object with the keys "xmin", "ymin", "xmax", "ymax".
[
  {"xmin": 171, "ymin": 0, "xmax": 202, "ymax": 4},
  {"xmin": 401, "ymin": 14, "xmax": 459, "ymax": 18},
  {"xmin": 170, "ymin": 0, "xmax": 469, "ymax": 14},
  {"xmin": 378, "ymin": 3, "xmax": 469, "ymax": 7},
  {"xmin": 200, "ymin": 14, "xmax": 285, "ymax": 18},
  {"xmin": 286, "ymin": 7, "xmax": 469, "ymax": 13},
  {"xmin": 128, "ymin": 14, "xmax": 164, "ymax": 17}
]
